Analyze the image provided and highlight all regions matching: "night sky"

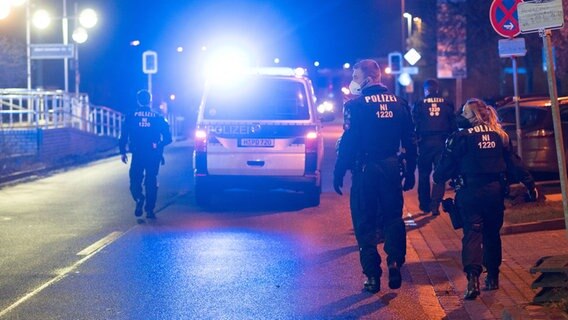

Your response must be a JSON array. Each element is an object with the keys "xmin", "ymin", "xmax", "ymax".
[{"xmin": 3, "ymin": 0, "xmax": 405, "ymax": 112}]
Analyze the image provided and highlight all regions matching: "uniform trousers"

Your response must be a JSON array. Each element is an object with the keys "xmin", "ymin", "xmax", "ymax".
[
  {"xmin": 456, "ymin": 181, "xmax": 504, "ymax": 277},
  {"xmin": 417, "ymin": 136, "xmax": 446, "ymax": 210},
  {"xmin": 350, "ymin": 157, "xmax": 406, "ymax": 277},
  {"xmin": 129, "ymin": 151, "xmax": 162, "ymax": 211}
]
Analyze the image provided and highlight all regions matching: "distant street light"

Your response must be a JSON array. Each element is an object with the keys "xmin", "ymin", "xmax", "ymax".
[
  {"xmin": 72, "ymin": 27, "xmax": 88, "ymax": 43},
  {"xmin": 0, "ymin": 3, "xmax": 11, "ymax": 20},
  {"xmin": 403, "ymin": 12, "xmax": 412, "ymax": 39},
  {"xmin": 78, "ymin": 8, "xmax": 97, "ymax": 28},
  {"xmin": 32, "ymin": 9, "xmax": 50, "ymax": 29},
  {"xmin": 10, "ymin": 0, "xmax": 27, "ymax": 6}
]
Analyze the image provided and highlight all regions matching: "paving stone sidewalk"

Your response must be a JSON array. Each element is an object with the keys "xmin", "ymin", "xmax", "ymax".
[{"xmin": 405, "ymin": 207, "xmax": 568, "ymax": 319}]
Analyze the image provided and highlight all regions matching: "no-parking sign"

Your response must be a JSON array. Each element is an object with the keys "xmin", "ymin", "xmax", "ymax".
[{"xmin": 490, "ymin": 0, "xmax": 523, "ymax": 38}]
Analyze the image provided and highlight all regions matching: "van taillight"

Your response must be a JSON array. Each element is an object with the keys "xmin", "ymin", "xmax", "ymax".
[
  {"xmin": 194, "ymin": 129, "xmax": 207, "ymax": 152},
  {"xmin": 305, "ymin": 131, "xmax": 318, "ymax": 174},
  {"xmin": 305, "ymin": 131, "xmax": 318, "ymax": 153}
]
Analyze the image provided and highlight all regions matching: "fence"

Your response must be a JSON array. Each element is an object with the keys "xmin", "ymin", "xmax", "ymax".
[{"xmin": 0, "ymin": 89, "xmax": 122, "ymax": 138}]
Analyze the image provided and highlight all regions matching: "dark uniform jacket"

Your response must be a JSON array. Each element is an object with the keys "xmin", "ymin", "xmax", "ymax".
[
  {"xmin": 119, "ymin": 107, "xmax": 173, "ymax": 155},
  {"xmin": 335, "ymin": 84, "xmax": 417, "ymax": 175},
  {"xmin": 433, "ymin": 124, "xmax": 534, "ymax": 189},
  {"xmin": 412, "ymin": 94, "xmax": 455, "ymax": 139}
]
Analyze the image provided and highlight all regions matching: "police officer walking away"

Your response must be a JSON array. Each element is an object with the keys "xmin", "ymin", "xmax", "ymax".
[
  {"xmin": 334, "ymin": 59, "xmax": 417, "ymax": 293},
  {"xmin": 119, "ymin": 90, "xmax": 172, "ymax": 219},
  {"xmin": 412, "ymin": 79, "xmax": 455, "ymax": 215},
  {"xmin": 433, "ymin": 98, "xmax": 536, "ymax": 300}
]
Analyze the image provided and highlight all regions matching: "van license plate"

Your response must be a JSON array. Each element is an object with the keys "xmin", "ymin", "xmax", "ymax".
[{"xmin": 239, "ymin": 138, "xmax": 274, "ymax": 147}]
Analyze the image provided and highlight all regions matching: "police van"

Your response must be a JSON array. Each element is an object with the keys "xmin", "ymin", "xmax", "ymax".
[{"xmin": 193, "ymin": 67, "xmax": 324, "ymax": 206}]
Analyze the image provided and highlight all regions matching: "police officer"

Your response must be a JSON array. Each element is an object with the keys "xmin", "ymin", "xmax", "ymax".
[
  {"xmin": 119, "ymin": 90, "xmax": 172, "ymax": 219},
  {"xmin": 412, "ymin": 79, "xmax": 455, "ymax": 215},
  {"xmin": 433, "ymin": 98, "xmax": 536, "ymax": 300},
  {"xmin": 334, "ymin": 59, "xmax": 417, "ymax": 293}
]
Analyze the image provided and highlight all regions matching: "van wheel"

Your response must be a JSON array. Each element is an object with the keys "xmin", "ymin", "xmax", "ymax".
[
  {"xmin": 305, "ymin": 185, "xmax": 321, "ymax": 207},
  {"xmin": 194, "ymin": 181, "xmax": 210, "ymax": 206}
]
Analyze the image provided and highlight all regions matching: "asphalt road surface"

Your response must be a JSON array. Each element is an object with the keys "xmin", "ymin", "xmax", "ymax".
[{"xmin": 0, "ymin": 123, "xmax": 443, "ymax": 319}]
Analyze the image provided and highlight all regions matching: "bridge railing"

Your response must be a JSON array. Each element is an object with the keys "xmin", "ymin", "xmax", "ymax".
[{"xmin": 0, "ymin": 89, "xmax": 122, "ymax": 138}]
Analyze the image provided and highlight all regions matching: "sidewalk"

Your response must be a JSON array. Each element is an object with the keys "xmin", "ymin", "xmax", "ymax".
[{"xmin": 404, "ymin": 205, "xmax": 568, "ymax": 319}]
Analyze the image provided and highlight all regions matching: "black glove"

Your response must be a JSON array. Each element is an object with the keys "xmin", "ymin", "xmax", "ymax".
[
  {"xmin": 525, "ymin": 187, "xmax": 538, "ymax": 202},
  {"xmin": 402, "ymin": 172, "xmax": 415, "ymax": 191},
  {"xmin": 333, "ymin": 173, "xmax": 344, "ymax": 195}
]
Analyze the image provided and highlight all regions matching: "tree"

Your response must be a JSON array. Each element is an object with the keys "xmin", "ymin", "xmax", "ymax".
[
  {"xmin": 0, "ymin": 35, "xmax": 26, "ymax": 88},
  {"xmin": 551, "ymin": 0, "xmax": 568, "ymax": 81}
]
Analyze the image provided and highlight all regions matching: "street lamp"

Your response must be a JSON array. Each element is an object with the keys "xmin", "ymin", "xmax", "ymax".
[
  {"xmin": 31, "ymin": 1, "xmax": 97, "ymax": 94},
  {"xmin": 0, "ymin": 3, "xmax": 11, "ymax": 20},
  {"xmin": 403, "ymin": 12, "xmax": 412, "ymax": 39},
  {"xmin": 2, "ymin": 1, "xmax": 97, "ymax": 92}
]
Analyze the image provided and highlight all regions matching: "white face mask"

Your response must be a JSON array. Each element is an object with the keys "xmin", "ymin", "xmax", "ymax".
[{"xmin": 349, "ymin": 81, "xmax": 362, "ymax": 95}]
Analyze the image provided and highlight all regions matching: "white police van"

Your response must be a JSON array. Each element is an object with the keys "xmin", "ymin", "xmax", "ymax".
[{"xmin": 193, "ymin": 68, "xmax": 324, "ymax": 206}]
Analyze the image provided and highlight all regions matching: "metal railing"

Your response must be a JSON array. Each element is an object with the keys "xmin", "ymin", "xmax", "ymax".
[{"xmin": 0, "ymin": 89, "xmax": 122, "ymax": 138}]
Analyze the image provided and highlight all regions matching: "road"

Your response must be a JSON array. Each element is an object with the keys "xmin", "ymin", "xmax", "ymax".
[{"xmin": 0, "ymin": 123, "xmax": 446, "ymax": 319}]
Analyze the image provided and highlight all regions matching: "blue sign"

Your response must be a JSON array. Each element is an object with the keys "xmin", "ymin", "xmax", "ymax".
[
  {"xmin": 30, "ymin": 44, "xmax": 75, "ymax": 59},
  {"xmin": 542, "ymin": 47, "xmax": 557, "ymax": 72}
]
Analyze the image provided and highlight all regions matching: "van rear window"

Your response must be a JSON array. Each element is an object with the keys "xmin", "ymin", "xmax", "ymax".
[{"xmin": 203, "ymin": 77, "xmax": 310, "ymax": 120}]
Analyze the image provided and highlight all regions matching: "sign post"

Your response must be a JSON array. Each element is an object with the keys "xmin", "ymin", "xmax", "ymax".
[
  {"xmin": 518, "ymin": 0, "xmax": 567, "ymax": 237},
  {"xmin": 490, "ymin": 0, "xmax": 524, "ymax": 157}
]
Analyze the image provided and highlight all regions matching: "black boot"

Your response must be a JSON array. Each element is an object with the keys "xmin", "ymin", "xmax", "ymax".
[
  {"xmin": 483, "ymin": 275, "xmax": 499, "ymax": 291},
  {"xmin": 431, "ymin": 203, "xmax": 440, "ymax": 216},
  {"xmin": 464, "ymin": 273, "xmax": 480, "ymax": 300},
  {"xmin": 388, "ymin": 262, "xmax": 402, "ymax": 289},
  {"xmin": 364, "ymin": 276, "xmax": 380, "ymax": 293},
  {"xmin": 134, "ymin": 196, "xmax": 145, "ymax": 217}
]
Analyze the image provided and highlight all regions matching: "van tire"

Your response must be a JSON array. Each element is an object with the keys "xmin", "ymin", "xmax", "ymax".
[
  {"xmin": 194, "ymin": 181, "xmax": 210, "ymax": 207},
  {"xmin": 305, "ymin": 184, "xmax": 321, "ymax": 207}
]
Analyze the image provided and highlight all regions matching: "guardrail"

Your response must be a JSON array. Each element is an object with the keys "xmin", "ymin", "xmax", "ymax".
[{"xmin": 0, "ymin": 89, "xmax": 122, "ymax": 138}]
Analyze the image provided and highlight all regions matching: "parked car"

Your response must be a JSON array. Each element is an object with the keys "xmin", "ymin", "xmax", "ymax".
[
  {"xmin": 497, "ymin": 96, "xmax": 568, "ymax": 172},
  {"xmin": 193, "ymin": 67, "xmax": 324, "ymax": 206}
]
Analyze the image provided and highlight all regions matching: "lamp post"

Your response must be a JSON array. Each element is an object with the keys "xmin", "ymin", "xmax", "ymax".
[
  {"xmin": 403, "ymin": 12, "xmax": 412, "ymax": 41},
  {"xmin": 10, "ymin": 1, "xmax": 97, "ymax": 92}
]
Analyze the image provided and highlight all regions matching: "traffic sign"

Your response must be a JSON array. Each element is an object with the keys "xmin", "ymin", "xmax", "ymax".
[
  {"xmin": 143, "ymin": 51, "xmax": 158, "ymax": 74},
  {"xmin": 518, "ymin": 0, "xmax": 564, "ymax": 34},
  {"xmin": 498, "ymin": 37, "xmax": 526, "ymax": 57},
  {"xmin": 388, "ymin": 52, "xmax": 403, "ymax": 75},
  {"xmin": 489, "ymin": 0, "xmax": 523, "ymax": 38},
  {"xmin": 404, "ymin": 48, "xmax": 421, "ymax": 66},
  {"xmin": 30, "ymin": 44, "xmax": 75, "ymax": 60},
  {"xmin": 402, "ymin": 66, "xmax": 419, "ymax": 75}
]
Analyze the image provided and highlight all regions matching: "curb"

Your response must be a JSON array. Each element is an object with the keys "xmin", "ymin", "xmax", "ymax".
[
  {"xmin": 502, "ymin": 304, "xmax": 568, "ymax": 320},
  {"xmin": 501, "ymin": 218, "xmax": 566, "ymax": 235}
]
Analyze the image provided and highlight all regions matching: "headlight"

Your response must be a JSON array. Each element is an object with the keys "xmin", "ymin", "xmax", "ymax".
[{"xmin": 317, "ymin": 101, "xmax": 334, "ymax": 113}]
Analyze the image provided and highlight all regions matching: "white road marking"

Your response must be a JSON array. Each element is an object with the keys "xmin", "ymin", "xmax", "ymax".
[
  {"xmin": 0, "ymin": 231, "xmax": 125, "ymax": 318},
  {"xmin": 77, "ymin": 231, "xmax": 122, "ymax": 256}
]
